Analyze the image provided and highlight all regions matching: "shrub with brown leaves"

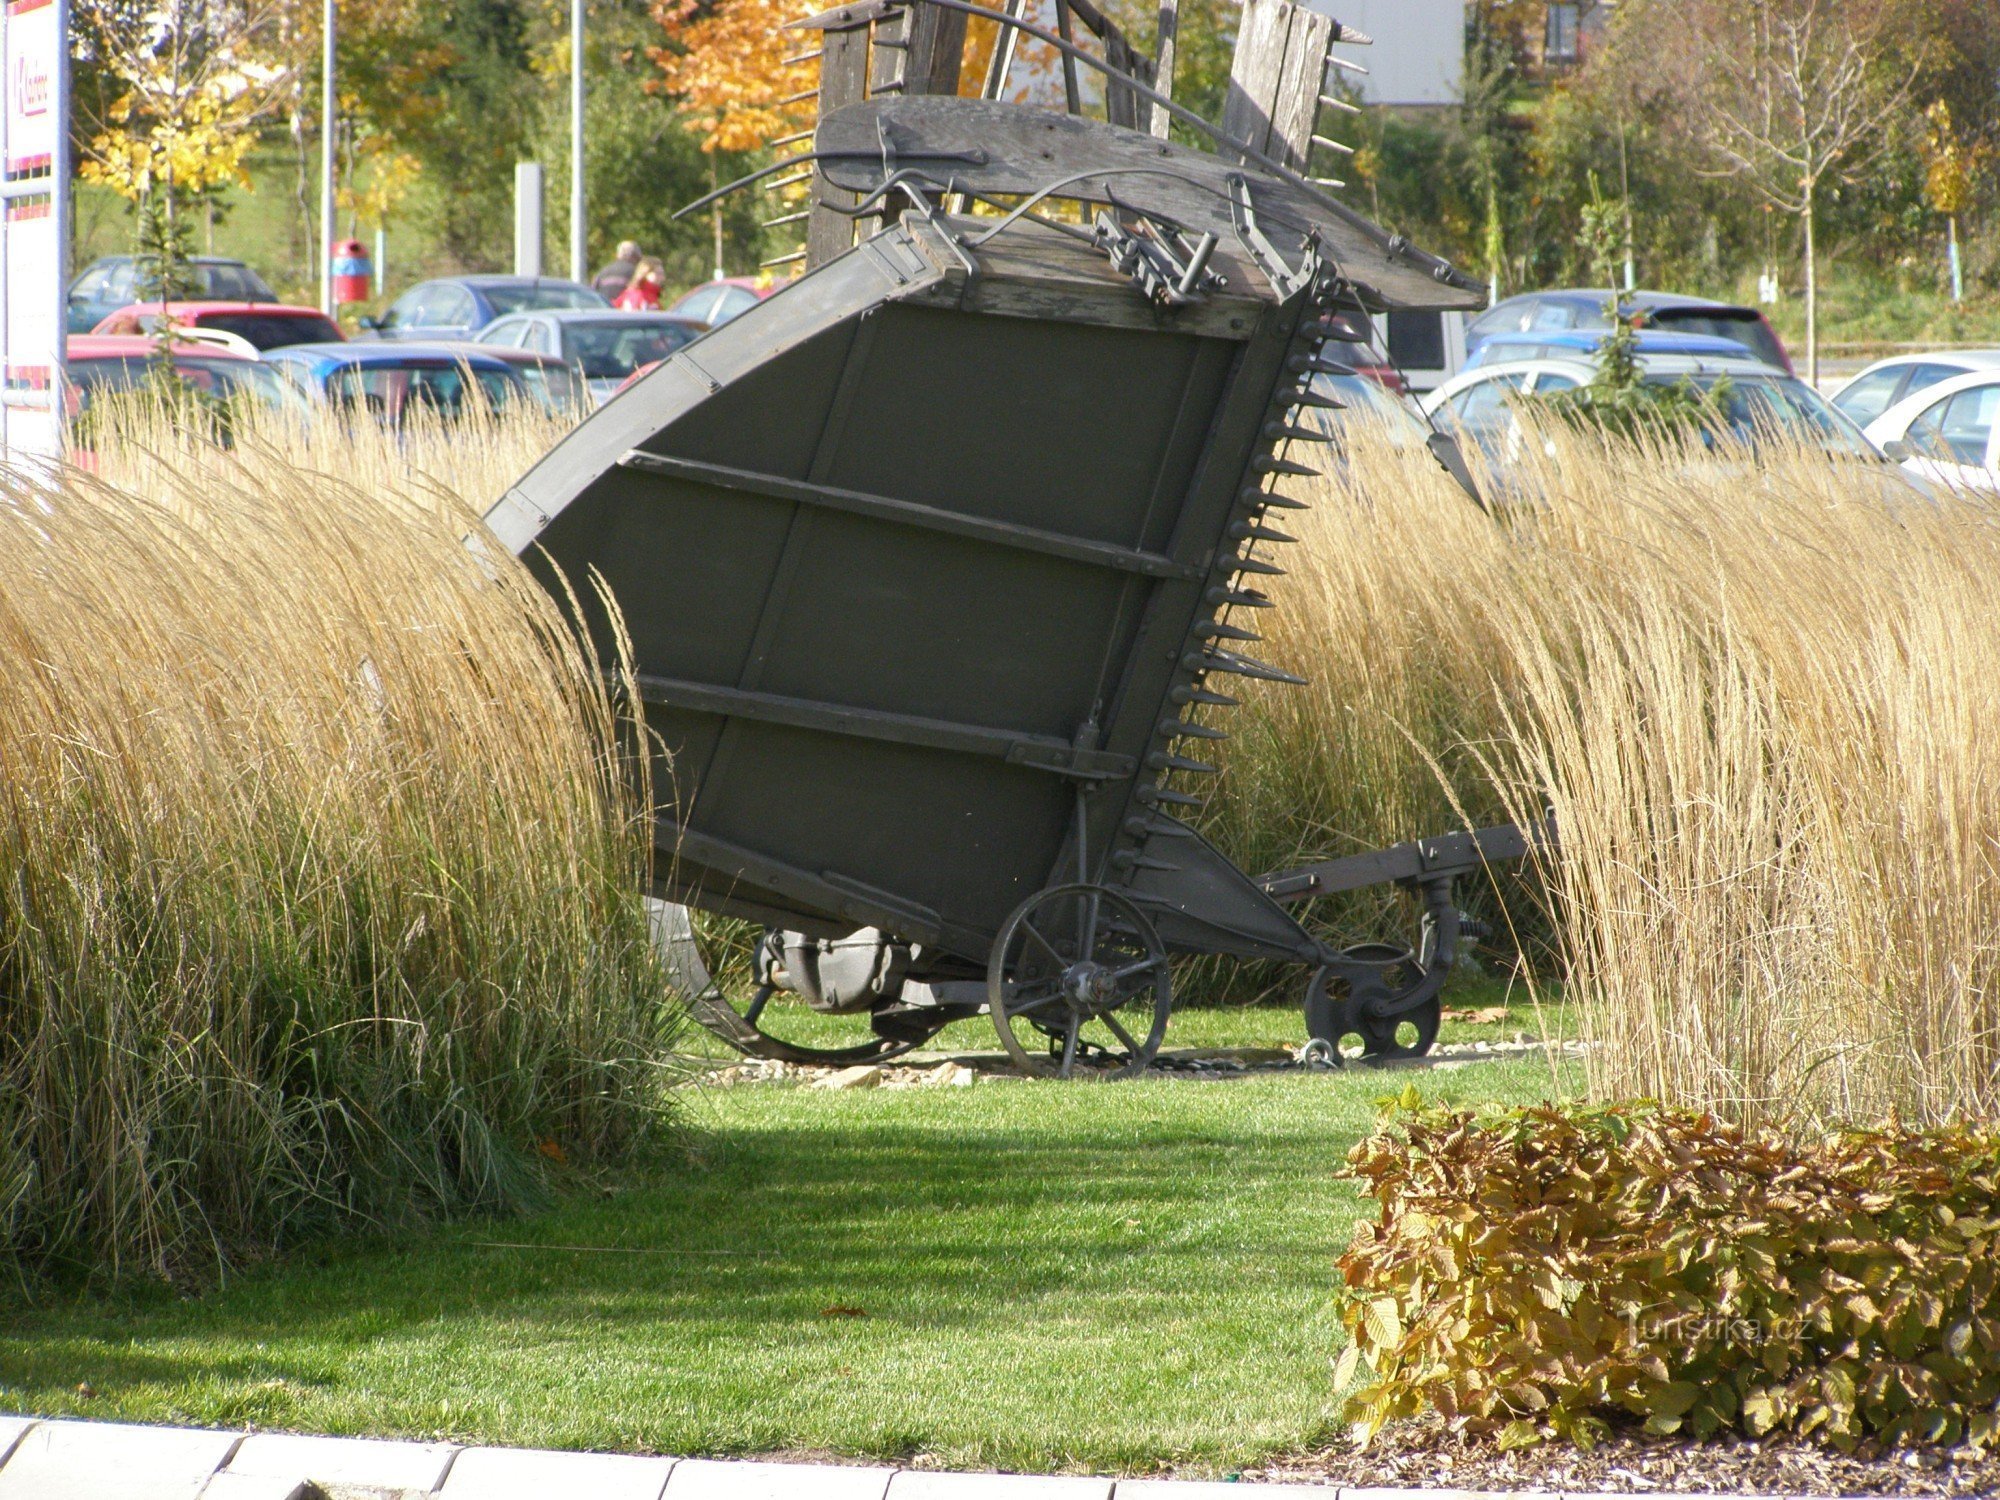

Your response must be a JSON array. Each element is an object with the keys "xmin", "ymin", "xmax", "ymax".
[{"xmin": 1336, "ymin": 1097, "xmax": 2000, "ymax": 1451}]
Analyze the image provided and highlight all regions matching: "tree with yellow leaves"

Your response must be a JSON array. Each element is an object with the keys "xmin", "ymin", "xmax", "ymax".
[
  {"xmin": 72, "ymin": 1, "xmax": 291, "ymax": 307},
  {"xmin": 648, "ymin": 0, "xmax": 817, "ymax": 156},
  {"xmin": 1921, "ymin": 100, "xmax": 1986, "ymax": 304}
]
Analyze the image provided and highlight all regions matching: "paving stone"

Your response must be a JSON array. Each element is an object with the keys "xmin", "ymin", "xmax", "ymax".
[
  {"xmin": 889, "ymin": 1476, "xmax": 1111, "ymax": 1500},
  {"xmin": 199, "ymin": 1475, "xmax": 317, "ymax": 1500},
  {"xmin": 226, "ymin": 1434, "xmax": 458, "ymax": 1494},
  {"xmin": 0, "ymin": 1417, "xmax": 36, "ymax": 1468},
  {"xmin": 0, "ymin": 1418, "xmax": 240, "ymax": 1500},
  {"xmin": 1114, "ymin": 1482, "xmax": 1337, "ymax": 1500},
  {"xmin": 667, "ymin": 1458, "xmax": 895, "ymax": 1500},
  {"xmin": 441, "ymin": 1445, "xmax": 675, "ymax": 1500}
]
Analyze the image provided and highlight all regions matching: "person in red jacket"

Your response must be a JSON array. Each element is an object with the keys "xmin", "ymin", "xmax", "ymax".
[{"xmin": 614, "ymin": 259, "xmax": 665, "ymax": 311}]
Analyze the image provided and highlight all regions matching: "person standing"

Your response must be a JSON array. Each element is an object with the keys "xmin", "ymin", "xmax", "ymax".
[
  {"xmin": 614, "ymin": 259, "xmax": 666, "ymax": 311},
  {"xmin": 592, "ymin": 241, "xmax": 643, "ymax": 301}
]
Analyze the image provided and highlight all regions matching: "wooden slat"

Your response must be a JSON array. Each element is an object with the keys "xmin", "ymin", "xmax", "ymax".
[{"xmin": 807, "ymin": 21, "xmax": 872, "ymax": 269}]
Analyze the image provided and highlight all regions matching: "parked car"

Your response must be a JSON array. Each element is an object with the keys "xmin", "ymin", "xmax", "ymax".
[
  {"xmin": 664, "ymin": 274, "xmax": 786, "ymax": 328},
  {"xmin": 90, "ymin": 300, "xmax": 344, "ymax": 351},
  {"xmin": 1423, "ymin": 348, "xmax": 1874, "ymax": 463},
  {"xmin": 62, "ymin": 334, "xmax": 299, "ymax": 413},
  {"xmin": 67, "ymin": 256, "xmax": 277, "ymax": 333},
  {"xmin": 1370, "ymin": 308, "xmax": 1469, "ymax": 395},
  {"xmin": 1830, "ymin": 351, "xmax": 2000, "ymax": 429},
  {"xmin": 474, "ymin": 309, "xmax": 707, "ymax": 406},
  {"xmin": 434, "ymin": 342, "xmax": 591, "ymax": 416},
  {"xmin": 360, "ymin": 276, "xmax": 608, "ymax": 342},
  {"xmin": 1464, "ymin": 328, "xmax": 1764, "ymax": 371},
  {"xmin": 263, "ymin": 342, "xmax": 543, "ymax": 426},
  {"xmin": 1464, "ymin": 290, "xmax": 1793, "ymax": 375},
  {"xmin": 1863, "ymin": 370, "xmax": 2000, "ymax": 493}
]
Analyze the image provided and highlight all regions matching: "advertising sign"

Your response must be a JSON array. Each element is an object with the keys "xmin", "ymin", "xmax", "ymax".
[{"xmin": 2, "ymin": 0, "xmax": 66, "ymax": 462}]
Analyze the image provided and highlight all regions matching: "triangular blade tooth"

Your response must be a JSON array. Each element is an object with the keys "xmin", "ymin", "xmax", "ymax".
[
  {"xmin": 1206, "ymin": 586, "xmax": 1273, "ymax": 609},
  {"xmin": 1228, "ymin": 555, "xmax": 1288, "ymax": 578},
  {"xmin": 1291, "ymin": 391, "xmax": 1347, "ymax": 411},
  {"xmin": 1195, "ymin": 620, "xmax": 1263, "ymax": 643},
  {"xmin": 1257, "ymin": 493, "xmax": 1311, "ymax": 511},
  {"xmin": 1187, "ymin": 649, "xmax": 1308, "ymax": 686},
  {"xmin": 1136, "ymin": 785, "xmax": 1205, "ymax": 809},
  {"xmin": 1124, "ymin": 814, "xmax": 1197, "ymax": 839},
  {"xmin": 1229, "ymin": 521, "xmax": 1298, "ymax": 544},
  {"xmin": 1264, "ymin": 421, "xmax": 1336, "ymax": 443},
  {"xmin": 1254, "ymin": 456, "xmax": 1321, "ymax": 478},
  {"xmin": 1159, "ymin": 718, "xmax": 1230, "ymax": 741},
  {"xmin": 1111, "ymin": 851, "xmax": 1180, "ymax": 872},
  {"xmin": 1171, "ymin": 685, "xmax": 1241, "ymax": 707},
  {"xmin": 1148, "ymin": 752, "xmax": 1220, "ymax": 776}
]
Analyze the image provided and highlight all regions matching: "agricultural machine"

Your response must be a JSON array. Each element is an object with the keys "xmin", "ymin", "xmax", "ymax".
[{"xmin": 485, "ymin": 0, "xmax": 1545, "ymax": 1075}]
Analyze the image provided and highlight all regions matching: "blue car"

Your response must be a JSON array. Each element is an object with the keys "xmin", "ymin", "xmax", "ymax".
[
  {"xmin": 360, "ymin": 275, "xmax": 608, "ymax": 342},
  {"xmin": 1464, "ymin": 290, "xmax": 1793, "ymax": 374},
  {"xmin": 1464, "ymin": 328, "xmax": 1765, "ymax": 371},
  {"xmin": 67, "ymin": 254, "xmax": 276, "ymax": 333},
  {"xmin": 264, "ymin": 342, "xmax": 543, "ymax": 426}
]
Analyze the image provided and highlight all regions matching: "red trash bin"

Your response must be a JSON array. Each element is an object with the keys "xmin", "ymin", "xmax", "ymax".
[{"xmin": 331, "ymin": 240, "xmax": 373, "ymax": 304}]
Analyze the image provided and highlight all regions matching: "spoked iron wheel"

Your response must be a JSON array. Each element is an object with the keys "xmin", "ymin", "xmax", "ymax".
[
  {"xmin": 653, "ymin": 903, "xmax": 952, "ymax": 1066},
  {"xmin": 686, "ymin": 985, "xmax": 951, "ymax": 1067},
  {"xmin": 1304, "ymin": 944, "xmax": 1441, "ymax": 1064},
  {"xmin": 986, "ymin": 883, "xmax": 1172, "ymax": 1079}
]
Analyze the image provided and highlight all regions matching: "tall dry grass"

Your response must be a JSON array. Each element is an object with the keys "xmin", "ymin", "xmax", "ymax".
[
  {"xmin": 1214, "ymin": 419, "xmax": 2000, "ymax": 1126},
  {"xmin": 2, "ymin": 398, "xmax": 667, "ymax": 1281}
]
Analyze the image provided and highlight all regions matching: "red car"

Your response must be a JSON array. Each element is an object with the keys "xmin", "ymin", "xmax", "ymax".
[
  {"xmin": 91, "ymin": 300, "xmax": 344, "ymax": 352},
  {"xmin": 63, "ymin": 335, "xmax": 301, "ymax": 417}
]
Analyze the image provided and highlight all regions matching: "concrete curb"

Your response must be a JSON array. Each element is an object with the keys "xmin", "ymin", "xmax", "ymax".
[{"xmin": 0, "ymin": 1415, "xmax": 1877, "ymax": 1500}]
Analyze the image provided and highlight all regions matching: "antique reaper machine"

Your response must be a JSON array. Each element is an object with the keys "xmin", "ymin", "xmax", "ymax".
[{"xmin": 485, "ymin": 0, "xmax": 1542, "ymax": 1075}]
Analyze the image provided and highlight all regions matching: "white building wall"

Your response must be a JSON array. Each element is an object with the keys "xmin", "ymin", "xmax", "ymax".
[{"xmin": 1313, "ymin": 0, "xmax": 1466, "ymax": 107}]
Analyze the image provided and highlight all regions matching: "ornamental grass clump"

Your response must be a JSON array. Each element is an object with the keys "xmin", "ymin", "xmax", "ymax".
[
  {"xmin": 2, "ymin": 397, "xmax": 670, "ymax": 1283},
  {"xmin": 1336, "ymin": 1100, "xmax": 2000, "ymax": 1451}
]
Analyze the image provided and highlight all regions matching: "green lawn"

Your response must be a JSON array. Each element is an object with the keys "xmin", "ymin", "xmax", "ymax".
[{"xmin": 1, "ymin": 1020, "xmax": 1573, "ymax": 1474}]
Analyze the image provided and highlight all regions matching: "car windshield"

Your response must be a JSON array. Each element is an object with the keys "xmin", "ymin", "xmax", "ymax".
[
  {"xmin": 1650, "ymin": 310, "xmax": 1785, "ymax": 369},
  {"xmin": 509, "ymin": 361, "xmax": 591, "ymax": 415},
  {"xmin": 194, "ymin": 312, "xmax": 341, "ymax": 350},
  {"xmin": 482, "ymin": 283, "xmax": 606, "ymax": 315},
  {"xmin": 1680, "ymin": 373, "xmax": 1876, "ymax": 455},
  {"xmin": 566, "ymin": 320, "xmax": 699, "ymax": 380},
  {"xmin": 324, "ymin": 362, "xmax": 521, "ymax": 423},
  {"xmin": 1312, "ymin": 369, "xmax": 1425, "ymax": 443}
]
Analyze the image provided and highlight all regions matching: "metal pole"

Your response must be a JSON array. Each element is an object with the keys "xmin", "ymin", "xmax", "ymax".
[
  {"xmin": 319, "ymin": 0, "xmax": 335, "ymax": 314},
  {"xmin": 569, "ymin": 0, "xmax": 585, "ymax": 283}
]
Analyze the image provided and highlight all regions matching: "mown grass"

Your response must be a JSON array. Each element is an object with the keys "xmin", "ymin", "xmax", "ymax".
[
  {"xmin": 683, "ymin": 976, "xmax": 1566, "ymax": 1062},
  {"xmin": 0, "ymin": 1052, "xmax": 1567, "ymax": 1472}
]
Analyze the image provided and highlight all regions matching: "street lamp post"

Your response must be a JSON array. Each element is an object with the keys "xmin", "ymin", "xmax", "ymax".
[
  {"xmin": 320, "ymin": 0, "xmax": 335, "ymax": 314},
  {"xmin": 570, "ymin": 0, "xmax": 585, "ymax": 283}
]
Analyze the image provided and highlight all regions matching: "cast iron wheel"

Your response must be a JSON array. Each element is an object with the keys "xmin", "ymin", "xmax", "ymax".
[
  {"xmin": 686, "ymin": 984, "xmax": 952, "ymax": 1066},
  {"xmin": 659, "ymin": 912, "xmax": 952, "ymax": 1066},
  {"xmin": 986, "ymin": 883, "xmax": 1171, "ymax": 1079},
  {"xmin": 1303, "ymin": 945, "xmax": 1441, "ymax": 1063}
]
